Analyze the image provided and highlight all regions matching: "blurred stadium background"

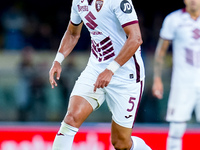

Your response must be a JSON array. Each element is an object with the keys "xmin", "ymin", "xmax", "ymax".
[{"xmin": 0, "ymin": 0, "xmax": 199, "ymax": 150}]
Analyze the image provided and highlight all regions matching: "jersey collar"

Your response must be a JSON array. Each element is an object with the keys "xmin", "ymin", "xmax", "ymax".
[{"xmin": 88, "ymin": 0, "xmax": 93, "ymax": 5}]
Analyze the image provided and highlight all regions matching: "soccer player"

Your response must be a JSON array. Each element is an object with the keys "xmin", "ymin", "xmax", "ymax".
[
  {"xmin": 152, "ymin": 0, "xmax": 200, "ymax": 149},
  {"xmin": 49, "ymin": 0, "xmax": 151, "ymax": 149}
]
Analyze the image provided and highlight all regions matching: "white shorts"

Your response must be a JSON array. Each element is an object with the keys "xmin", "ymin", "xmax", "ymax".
[
  {"xmin": 166, "ymin": 86, "xmax": 200, "ymax": 122},
  {"xmin": 70, "ymin": 66, "xmax": 144, "ymax": 128}
]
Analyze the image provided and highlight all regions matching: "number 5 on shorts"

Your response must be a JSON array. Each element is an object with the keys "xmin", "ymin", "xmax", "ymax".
[{"xmin": 127, "ymin": 97, "xmax": 136, "ymax": 112}]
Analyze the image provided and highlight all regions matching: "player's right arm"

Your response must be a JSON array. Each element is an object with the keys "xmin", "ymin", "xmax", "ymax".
[
  {"xmin": 49, "ymin": 22, "xmax": 83, "ymax": 89},
  {"xmin": 152, "ymin": 38, "xmax": 170, "ymax": 99}
]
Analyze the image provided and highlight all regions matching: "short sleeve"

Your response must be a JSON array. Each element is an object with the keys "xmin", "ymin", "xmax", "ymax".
[
  {"xmin": 70, "ymin": 0, "xmax": 82, "ymax": 25},
  {"xmin": 160, "ymin": 14, "xmax": 176, "ymax": 40},
  {"xmin": 112, "ymin": 0, "xmax": 138, "ymax": 28}
]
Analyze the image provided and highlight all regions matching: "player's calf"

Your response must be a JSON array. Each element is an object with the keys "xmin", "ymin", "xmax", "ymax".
[
  {"xmin": 52, "ymin": 121, "xmax": 78, "ymax": 150},
  {"xmin": 167, "ymin": 122, "xmax": 187, "ymax": 150}
]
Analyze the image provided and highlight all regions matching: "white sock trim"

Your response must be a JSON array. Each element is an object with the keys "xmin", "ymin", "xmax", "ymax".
[
  {"xmin": 131, "ymin": 136, "xmax": 137, "ymax": 150},
  {"xmin": 58, "ymin": 121, "xmax": 79, "ymax": 136}
]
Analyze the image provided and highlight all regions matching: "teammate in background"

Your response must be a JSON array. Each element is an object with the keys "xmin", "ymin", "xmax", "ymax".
[
  {"xmin": 49, "ymin": 0, "xmax": 151, "ymax": 149},
  {"xmin": 152, "ymin": 0, "xmax": 200, "ymax": 149}
]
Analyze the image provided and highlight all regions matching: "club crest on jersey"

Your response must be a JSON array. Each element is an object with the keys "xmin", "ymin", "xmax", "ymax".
[
  {"xmin": 120, "ymin": 0, "xmax": 132, "ymax": 13},
  {"xmin": 95, "ymin": 0, "xmax": 104, "ymax": 12}
]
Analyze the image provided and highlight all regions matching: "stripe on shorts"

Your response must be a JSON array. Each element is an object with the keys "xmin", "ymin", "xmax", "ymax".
[
  {"xmin": 132, "ymin": 80, "xmax": 143, "ymax": 128},
  {"xmin": 133, "ymin": 54, "xmax": 140, "ymax": 83}
]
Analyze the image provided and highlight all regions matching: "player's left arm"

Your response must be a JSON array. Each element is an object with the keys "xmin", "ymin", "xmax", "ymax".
[
  {"xmin": 93, "ymin": 23, "xmax": 142, "ymax": 92},
  {"xmin": 115, "ymin": 23, "xmax": 142, "ymax": 66}
]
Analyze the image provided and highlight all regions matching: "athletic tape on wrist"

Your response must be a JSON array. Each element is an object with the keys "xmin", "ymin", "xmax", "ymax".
[
  {"xmin": 106, "ymin": 60, "xmax": 120, "ymax": 74},
  {"xmin": 54, "ymin": 52, "xmax": 64, "ymax": 64}
]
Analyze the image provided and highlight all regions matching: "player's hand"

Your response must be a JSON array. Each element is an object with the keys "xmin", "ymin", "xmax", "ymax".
[
  {"xmin": 93, "ymin": 69, "xmax": 114, "ymax": 92},
  {"xmin": 152, "ymin": 77, "xmax": 163, "ymax": 99},
  {"xmin": 49, "ymin": 61, "xmax": 62, "ymax": 89}
]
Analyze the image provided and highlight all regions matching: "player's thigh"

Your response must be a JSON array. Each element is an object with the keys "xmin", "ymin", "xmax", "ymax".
[
  {"xmin": 65, "ymin": 66, "xmax": 106, "ymax": 127},
  {"xmin": 106, "ymin": 80, "xmax": 144, "ymax": 128},
  {"xmin": 70, "ymin": 66, "xmax": 106, "ymax": 110},
  {"xmin": 166, "ymin": 86, "xmax": 196, "ymax": 122}
]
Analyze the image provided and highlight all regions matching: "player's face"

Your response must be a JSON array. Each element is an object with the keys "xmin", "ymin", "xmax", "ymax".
[{"xmin": 184, "ymin": 0, "xmax": 200, "ymax": 12}]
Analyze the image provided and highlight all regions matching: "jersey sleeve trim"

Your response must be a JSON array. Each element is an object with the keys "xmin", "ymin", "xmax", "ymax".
[
  {"xmin": 160, "ymin": 36, "xmax": 172, "ymax": 41},
  {"xmin": 122, "ymin": 20, "xmax": 138, "ymax": 28},
  {"xmin": 70, "ymin": 20, "xmax": 83, "ymax": 26}
]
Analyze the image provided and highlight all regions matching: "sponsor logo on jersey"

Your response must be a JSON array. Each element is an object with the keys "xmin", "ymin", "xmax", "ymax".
[
  {"xmin": 120, "ymin": 0, "xmax": 132, "ymax": 13},
  {"xmin": 95, "ymin": 0, "xmax": 104, "ymax": 12},
  {"xmin": 129, "ymin": 74, "xmax": 134, "ymax": 79},
  {"xmin": 78, "ymin": 5, "xmax": 89, "ymax": 12},
  {"xmin": 90, "ymin": 31, "xmax": 103, "ymax": 35}
]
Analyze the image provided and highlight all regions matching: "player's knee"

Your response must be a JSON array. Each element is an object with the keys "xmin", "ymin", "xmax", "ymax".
[
  {"xmin": 64, "ymin": 112, "xmax": 81, "ymax": 127},
  {"xmin": 169, "ymin": 122, "xmax": 187, "ymax": 138},
  {"xmin": 111, "ymin": 137, "xmax": 131, "ymax": 150}
]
